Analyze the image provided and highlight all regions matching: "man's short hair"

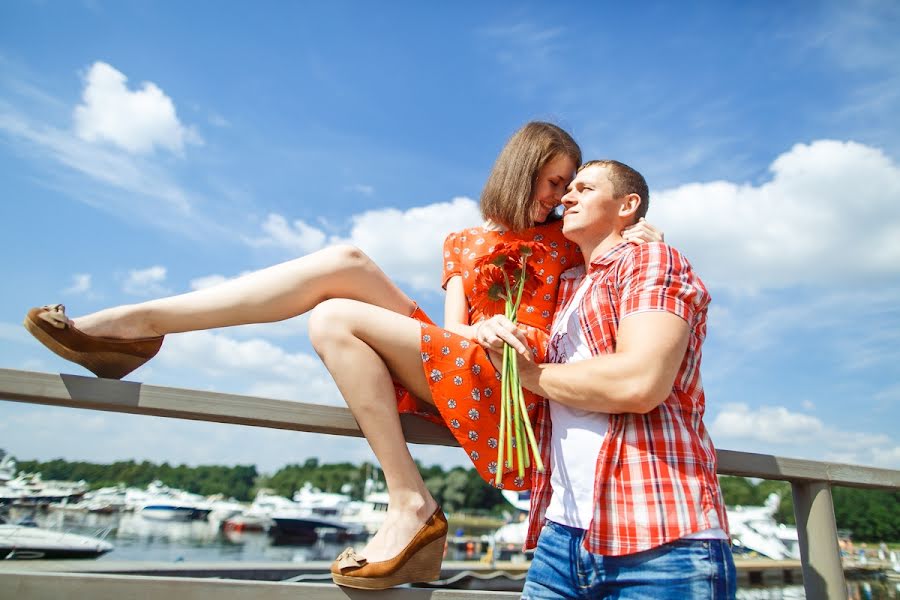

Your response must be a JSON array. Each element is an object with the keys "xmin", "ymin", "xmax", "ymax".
[{"xmin": 579, "ymin": 159, "xmax": 649, "ymax": 223}]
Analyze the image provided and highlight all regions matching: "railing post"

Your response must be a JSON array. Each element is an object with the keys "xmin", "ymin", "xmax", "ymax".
[{"xmin": 791, "ymin": 481, "xmax": 846, "ymax": 600}]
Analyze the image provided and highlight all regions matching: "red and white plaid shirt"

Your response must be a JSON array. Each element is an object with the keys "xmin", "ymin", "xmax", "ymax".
[{"xmin": 525, "ymin": 241, "xmax": 729, "ymax": 556}]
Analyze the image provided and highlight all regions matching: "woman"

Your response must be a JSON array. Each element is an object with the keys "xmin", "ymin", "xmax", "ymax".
[{"xmin": 24, "ymin": 121, "xmax": 661, "ymax": 589}]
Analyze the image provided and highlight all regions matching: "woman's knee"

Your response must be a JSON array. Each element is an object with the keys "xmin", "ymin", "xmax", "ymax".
[
  {"xmin": 308, "ymin": 298, "xmax": 356, "ymax": 352},
  {"xmin": 320, "ymin": 244, "xmax": 372, "ymax": 274}
]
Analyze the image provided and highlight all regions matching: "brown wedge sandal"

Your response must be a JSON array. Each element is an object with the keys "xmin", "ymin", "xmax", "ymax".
[
  {"xmin": 330, "ymin": 506, "xmax": 448, "ymax": 590},
  {"xmin": 23, "ymin": 304, "xmax": 164, "ymax": 380}
]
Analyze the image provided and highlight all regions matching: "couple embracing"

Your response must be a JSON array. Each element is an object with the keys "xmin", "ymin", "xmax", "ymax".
[{"xmin": 25, "ymin": 122, "xmax": 735, "ymax": 599}]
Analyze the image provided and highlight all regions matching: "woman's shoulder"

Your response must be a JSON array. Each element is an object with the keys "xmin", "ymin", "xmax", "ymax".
[{"xmin": 444, "ymin": 226, "xmax": 490, "ymax": 252}]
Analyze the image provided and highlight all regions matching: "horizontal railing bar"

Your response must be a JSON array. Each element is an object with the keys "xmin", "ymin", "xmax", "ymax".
[
  {"xmin": 2, "ymin": 368, "xmax": 898, "ymax": 490},
  {"xmin": 0, "ymin": 571, "xmax": 521, "ymax": 599},
  {"xmin": 0, "ymin": 368, "xmax": 457, "ymax": 447}
]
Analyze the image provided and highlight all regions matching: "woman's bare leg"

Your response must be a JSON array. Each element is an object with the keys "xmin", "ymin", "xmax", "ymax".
[
  {"xmin": 308, "ymin": 299, "xmax": 439, "ymax": 563},
  {"xmin": 73, "ymin": 245, "xmax": 415, "ymax": 339}
]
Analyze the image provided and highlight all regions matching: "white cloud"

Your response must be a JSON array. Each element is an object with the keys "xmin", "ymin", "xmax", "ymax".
[
  {"xmin": 73, "ymin": 62, "xmax": 201, "ymax": 155},
  {"xmin": 652, "ymin": 140, "xmax": 900, "ymax": 291},
  {"xmin": 244, "ymin": 197, "xmax": 482, "ymax": 292},
  {"xmin": 710, "ymin": 403, "xmax": 900, "ymax": 469},
  {"xmin": 244, "ymin": 214, "xmax": 329, "ymax": 255},
  {"xmin": 189, "ymin": 270, "xmax": 255, "ymax": 291},
  {"xmin": 123, "ymin": 265, "xmax": 170, "ymax": 297},
  {"xmin": 63, "ymin": 273, "xmax": 92, "ymax": 295},
  {"xmin": 335, "ymin": 197, "xmax": 481, "ymax": 291},
  {"xmin": 189, "ymin": 274, "xmax": 230, "ymax": 291},
  {"xmin": 156, "ymin": 330, "xmax": 340, "ymax": 405}
]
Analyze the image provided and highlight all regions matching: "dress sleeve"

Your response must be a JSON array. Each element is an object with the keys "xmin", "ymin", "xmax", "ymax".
[
  {"xmin": 441, "ymin": 231, "xmax": 463, "ymax": 290},
  {"xmin": 617, "ymin": 242, "xmax": 711, "ymax": 324}
]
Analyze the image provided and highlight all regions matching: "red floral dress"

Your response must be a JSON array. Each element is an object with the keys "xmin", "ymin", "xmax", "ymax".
[{"xmin": 394, "ymin": 220, "xmax": 582, "ymax": 489}]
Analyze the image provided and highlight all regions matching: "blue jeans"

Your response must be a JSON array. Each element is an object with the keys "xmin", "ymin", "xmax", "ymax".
[{"xmin": 521, "ymin": 520, "xmax": 736, "ymax": 599}]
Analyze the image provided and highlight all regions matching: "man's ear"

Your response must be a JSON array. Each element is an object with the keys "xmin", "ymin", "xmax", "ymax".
[{"xmin": 618, "ymin": 193, "xmax": 641, "ymax": 220}]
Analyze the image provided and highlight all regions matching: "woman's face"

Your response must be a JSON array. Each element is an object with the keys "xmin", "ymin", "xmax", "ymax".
[{"xmin": 530, "ymin": 154, "xmax": 577, "ymax": 223}]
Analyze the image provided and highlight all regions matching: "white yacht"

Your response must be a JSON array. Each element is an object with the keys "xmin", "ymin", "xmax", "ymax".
[
  {"xmin": 0, "ymin": 514, "xmax": 113, "ymax": 559},
  {"xmin": 128, "ymin": 481, "xmax": 211, "ymax": 522},
  {"xmin": 0, "ymin": 472, "xmax": 87, "ymax": 506},
  {"xmin": 495, "ymin": 490, "xmax": 800, "ymax": 561},
  {"xmin": 0, "ymin": 450, "xmax": 15, "ymax": 483},
  {"xmin": 728, "ymin": 493, "xmax": 800, "ymax": 560}
]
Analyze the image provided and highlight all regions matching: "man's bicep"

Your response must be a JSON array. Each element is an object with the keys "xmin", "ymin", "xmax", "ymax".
[{"xmin": 617, "ymin": 311, "xmax": 690, "ymax": 403}]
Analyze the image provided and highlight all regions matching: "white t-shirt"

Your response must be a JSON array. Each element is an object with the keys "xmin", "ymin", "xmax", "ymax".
[{"xmin": 544, "ymin": 276, "xmax": 727, "ymax": 540}]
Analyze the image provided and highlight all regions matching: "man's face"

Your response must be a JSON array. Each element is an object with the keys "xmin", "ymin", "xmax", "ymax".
[{"xmin": 560, "ymin": 165, "xmax": 621, "ymax": 241}]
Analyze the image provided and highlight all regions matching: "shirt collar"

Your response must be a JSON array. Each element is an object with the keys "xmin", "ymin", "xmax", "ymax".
[{"xmin": 587, "ymin": 241, "xmax": 636, "ymax": 274}]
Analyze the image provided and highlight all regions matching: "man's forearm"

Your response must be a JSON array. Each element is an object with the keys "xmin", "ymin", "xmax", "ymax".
[
  {"xmin": 517, "ymin": 311, "xmax": 691, "ymax": 414},
  {"xmin": 519, "ymin": 352, "xmax": 662, "ymax": 414}
]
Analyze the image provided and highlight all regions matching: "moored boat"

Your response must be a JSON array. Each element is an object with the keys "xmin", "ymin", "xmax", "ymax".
[{"xmin": 0, "ymin": 514, "xmax": 113, "ymax": 559}]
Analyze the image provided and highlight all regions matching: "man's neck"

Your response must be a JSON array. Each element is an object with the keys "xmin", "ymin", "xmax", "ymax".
[{"xmin": 580, "ymin": 232, "xmax": 627, "ymax": 266}]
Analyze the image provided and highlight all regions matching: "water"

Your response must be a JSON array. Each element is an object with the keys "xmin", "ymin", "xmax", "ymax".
[
  {"xmin": 10, "ymin": 508, "xmax": 899, "ymax": 598},
  {"xmin": 22, "ymin": 508, "xmax": 356, "ymax": 563}
]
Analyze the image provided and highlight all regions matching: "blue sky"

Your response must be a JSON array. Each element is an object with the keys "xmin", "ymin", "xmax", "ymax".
[{"xmin": 1, "ymin": 1, "xmax": 898, "ymax": 474}]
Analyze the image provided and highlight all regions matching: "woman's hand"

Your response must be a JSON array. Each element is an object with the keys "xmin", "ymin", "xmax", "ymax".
[
  {"xmin": 622, "ymin": 217, "xmax": 664, "ymax": 244},
  {"xmin": 473, "ymin": 315, "xmax": 531, "ymax": 357}
]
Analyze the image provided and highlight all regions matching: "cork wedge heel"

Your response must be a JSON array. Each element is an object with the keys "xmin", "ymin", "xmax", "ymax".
[{"xmin": 331, "ymin": 506, "xmax": 448, "ymax": 590}]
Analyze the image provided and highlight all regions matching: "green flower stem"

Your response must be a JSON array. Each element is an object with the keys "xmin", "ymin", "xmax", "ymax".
[
  {"xmin": 503, "ymin": 299, "xmax": 515, "ymax": 472},
  {"xmin": 517, "ymin": 371, "xmax": 544, "ymax": 473},
  {"xmin": 504, "ymin": 345, "xmax": 514, "ymax": 469},
  {"xmin": 510, "ymin": 346, "xmax": 525, "ymax": 478},
  {"xmin": 495, "ymin": 343, "xmax": 508, "ymax": 486},
  {"xmin": 513, "ymin": 366, "xmax": 531, "ymax": 469}
]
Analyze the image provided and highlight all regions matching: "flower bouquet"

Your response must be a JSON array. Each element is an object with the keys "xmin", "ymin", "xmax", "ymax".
[{"xmin": 474, "ymin": 241, "xmax": 547, "ymax": 485}]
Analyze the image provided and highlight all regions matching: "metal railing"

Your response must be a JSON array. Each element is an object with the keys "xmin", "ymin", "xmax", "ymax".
[{"xmin": 1, "ymin": 368, "xmax": 899, "ymax": 600}]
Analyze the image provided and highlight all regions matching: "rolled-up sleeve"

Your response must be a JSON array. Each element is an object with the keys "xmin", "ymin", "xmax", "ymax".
[{"xmin": 618, "ymin": 242, "xmax": 711, "ymax": 324}]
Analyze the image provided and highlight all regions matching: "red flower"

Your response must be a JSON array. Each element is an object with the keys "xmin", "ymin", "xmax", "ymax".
[
  {"xmin": 516, "ymin": 241, "xmax": 547, "ymax": 262},
  {"xmin": 474, "ymin": 242, "xmax": 515, "ymax": 270},
  {"xmin": 472, "ymin": 264, "xmax": 509, "ymax": 316}
]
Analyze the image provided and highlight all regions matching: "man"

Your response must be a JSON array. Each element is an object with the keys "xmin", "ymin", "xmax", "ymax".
[{"xmin": 487, "ymin": 160, "xmax": 735, "ymax": 599}]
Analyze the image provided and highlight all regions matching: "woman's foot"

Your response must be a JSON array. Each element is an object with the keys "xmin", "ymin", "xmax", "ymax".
[
  {"xmin": 331, "ymin": 501, "xmax": 447, "ymax": 590},
  {"xmin": 73, "ymin": 305, "xmax": 161, "ymax": 339},
  {"xmin": 360, "ymin": 495, "xmax": 439, "ymax": 562}
]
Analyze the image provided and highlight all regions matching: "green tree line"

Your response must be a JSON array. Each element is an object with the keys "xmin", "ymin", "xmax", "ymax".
[
  {"xmin": 12, "ymin": 458, "xmax": 898, "ymax": 539},
  {"xmin": 15, "ymin": 458, "xmax": 258, "ymax": 501}
]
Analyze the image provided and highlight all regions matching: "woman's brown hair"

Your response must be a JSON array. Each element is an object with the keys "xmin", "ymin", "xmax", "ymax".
[{"xmin": 480, "ymin": 122, "xmax": 582, "ymax": 231}]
